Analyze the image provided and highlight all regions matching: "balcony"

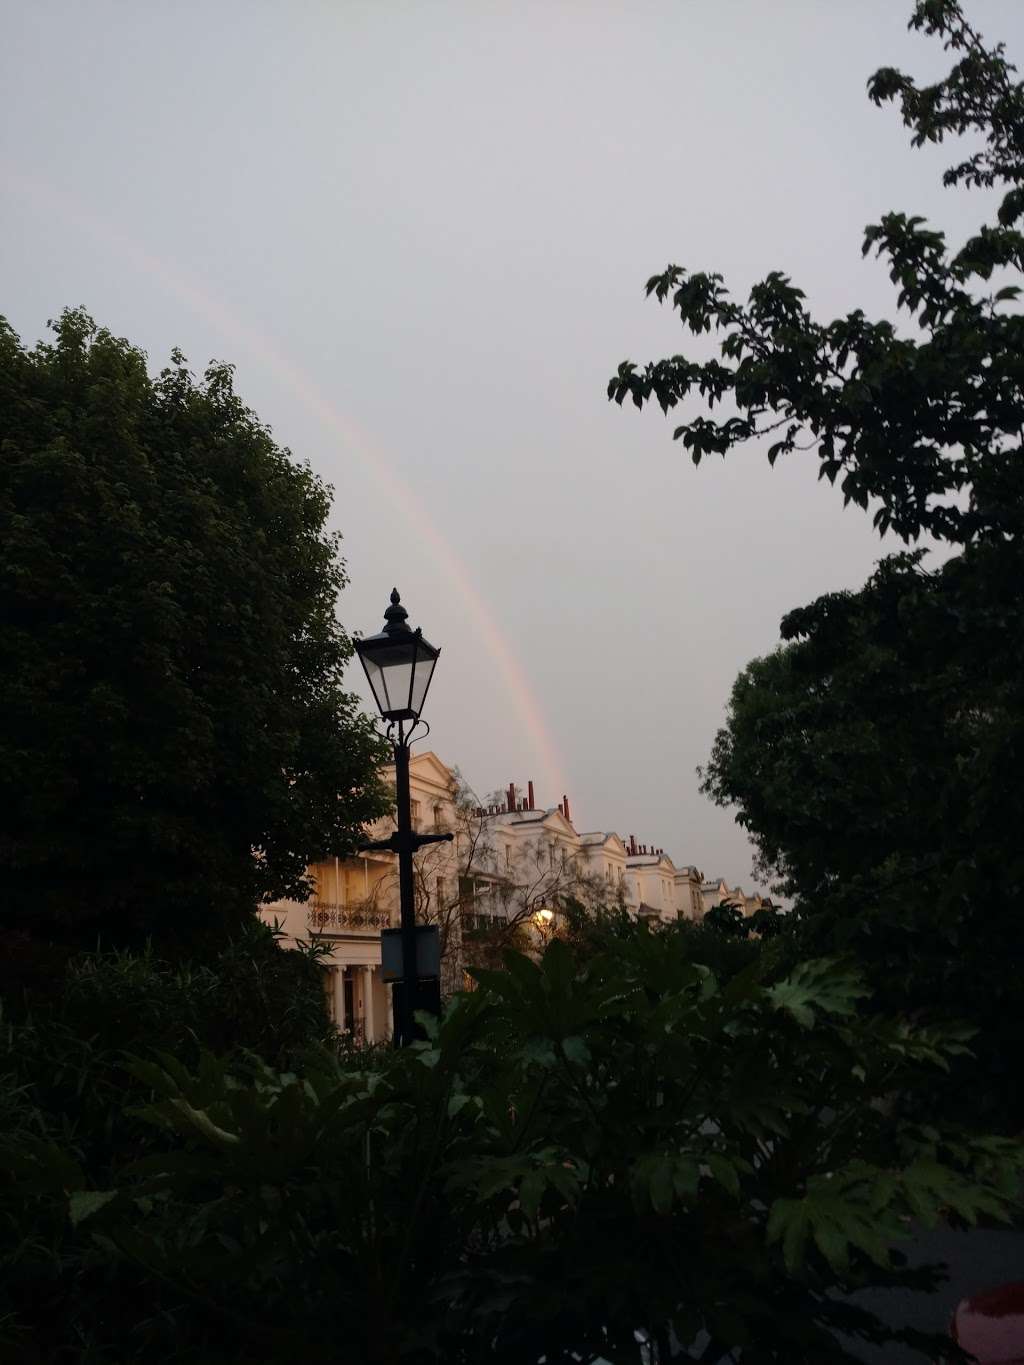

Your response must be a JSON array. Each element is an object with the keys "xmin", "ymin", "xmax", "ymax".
[{"xmin": 307, "ymin": 901, "xmax": 391, "ymax": 934}]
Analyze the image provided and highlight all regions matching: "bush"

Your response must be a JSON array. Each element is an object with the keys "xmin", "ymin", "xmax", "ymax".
[
  {"xmin": 560, "ymin": 899, "xmax": 788, "ymax": 984},
  {"xmin": 0, "ymin": 919, "xmax": 332, "ymax": 1180},
  {"xmin": 0, "ymin": 919, "xmax": 335, "ymax": 1362},
  {"xmin": 4, "ymin": 931, "xmax": 1020, "ymax": 1363},
  {"xmin": 58, "ymin": 918, "xmax": 333, "ymax": 1067}
]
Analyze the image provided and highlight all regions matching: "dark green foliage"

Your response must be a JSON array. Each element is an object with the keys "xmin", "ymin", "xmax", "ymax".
[
  {"xmin": 3, "ymin": 920, "xmax": 332, "ymax": 1168},
  {"xmin": 701, "ymin": 546, "xmax": 1024, "ymax": 1126},
  {"xmin": 561, "ymin": 897, "xmax": 775, "ymax": 981},
  {"xmin": 58, "ymin": 918, "xmax": 334, "ymax": 1068},
  {"xmin": 0, "ymin": 308, "xmax": 389, "ymax": 950},
  {"xmin": 608, "ymin": 0, "xmax": 1024, "ymax": 549},
  {"xmin": 0, "ymin": 922, "xmax": 334, "ymax": 1362},
  {"xmin": 610, "ymin": 2, "xmax": 1024, "ymax": 1128},
  {"xmin": 3, "ymin": 935, "xmax": 1019, "ymax": 1363},
  {"xmin": 702, "ymin": 904, "xmax": 748, "ymax": 938}
]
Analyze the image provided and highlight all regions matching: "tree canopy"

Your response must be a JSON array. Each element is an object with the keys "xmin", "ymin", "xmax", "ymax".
[
  {"xmin": 0, "ymin": 308, "xmax": 388, "ymax": 950},
  {"xmin": 609, "ymin": 0, "xmax": 1024, "ymax": 1124},
  {"xmin": 609, "ymin": 0, "xmax": 1024, "ymax": 549},
  {"xmin": 698, "ymin": 548, "xmax": 1024, "ymax": 1121}
]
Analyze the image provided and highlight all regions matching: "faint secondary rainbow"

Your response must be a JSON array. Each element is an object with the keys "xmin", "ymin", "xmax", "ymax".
[{"xmin": 5, "ymin": 167, "xmax": 567, "ymax": 804}]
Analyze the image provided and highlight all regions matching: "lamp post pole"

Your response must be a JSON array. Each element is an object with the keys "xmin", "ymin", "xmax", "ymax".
[
  {"xmin": 392, "ymin": 720, "xmax": 419, "ymax": 1047},
  {"xmin": 354, "ymin": 589, "xmax": 450, "ymax": 1047}
]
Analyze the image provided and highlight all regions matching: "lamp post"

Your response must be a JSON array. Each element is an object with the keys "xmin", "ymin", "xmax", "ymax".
[{"xmin": 354, "ymin": 589, "xmax": 452, "ymax": 1046}]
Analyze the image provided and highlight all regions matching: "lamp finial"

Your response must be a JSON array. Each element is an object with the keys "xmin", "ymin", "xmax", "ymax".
[{"xmin": 383, "ymin": 588, "xmax": 410, "ymax": 634}]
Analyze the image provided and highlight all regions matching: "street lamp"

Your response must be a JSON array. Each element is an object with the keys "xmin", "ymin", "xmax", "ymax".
[
  {"xmin": 534, "ymin": 906, "xmax": 556, "ymax": 947},
  {"xmin": 355, "ymin": 589, "xmax": 451, "ymax": 1046}
]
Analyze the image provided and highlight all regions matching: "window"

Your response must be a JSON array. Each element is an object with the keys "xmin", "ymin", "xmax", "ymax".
[
  {"xmin": 549, "ymin": 847, "xmax": 556, "ymax": 869},
  {"xmin": 561, "ymin": 848, "xmax": 567, "ymax": 869},
  {"xmin": 505, "ymin": 844, "xmax": 512, "ymax": 870},
  {"xmin": 433, "ymin": 804, "xmax": 443, "ymax": 829},
  {"xmin": 410, "ymin": 799, "xmax": 421, "ymax": 827}
]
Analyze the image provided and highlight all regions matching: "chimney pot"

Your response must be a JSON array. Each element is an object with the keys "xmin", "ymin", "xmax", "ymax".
[
  {"xmin": 527, "ymin": 780, "xmax": 535, "ymax": 811},
  {"xmin": 563, "ymin": 794, "xmax": 571, "ymax": 824}
]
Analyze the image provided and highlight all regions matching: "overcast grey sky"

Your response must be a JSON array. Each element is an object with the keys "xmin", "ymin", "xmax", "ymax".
[{"xmin": 3, "ymin": 1, "xmax": 1021, "ymax": 890}]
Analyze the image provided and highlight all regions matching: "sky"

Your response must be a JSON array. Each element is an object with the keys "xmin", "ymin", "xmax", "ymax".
[{"xmin": 3, "ymin": 0, "xmax": 1022, "ymax": 891}]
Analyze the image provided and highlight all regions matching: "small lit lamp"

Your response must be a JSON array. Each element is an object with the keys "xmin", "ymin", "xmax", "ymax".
[{"xmin": 534, "ymin": 906, "xmax": 556, "ymax": 946}]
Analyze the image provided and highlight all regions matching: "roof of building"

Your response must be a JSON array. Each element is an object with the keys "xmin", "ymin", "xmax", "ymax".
[
  {"xmin": 486, "ymin": 807, "xmax": 577, "ymax": 835},
  {"xmin": 488, "ymin": 809, "xmax": 546, "ymax": 823},
  {"xmin": 578, "ymin": 830, "xmax": 625, "ymax": 849},
  {"xmin": 628, "ymin": 853, "xmax": 675, "ymax": 868}
]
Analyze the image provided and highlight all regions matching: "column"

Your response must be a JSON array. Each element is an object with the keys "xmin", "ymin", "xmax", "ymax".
[
  {"xmin": 333, "ymin": 965, "xmax": 347, "ymax": 1032},
  {"xmin": 363, "ymin": 966, "xmax": 376, "ymax": 1044}
]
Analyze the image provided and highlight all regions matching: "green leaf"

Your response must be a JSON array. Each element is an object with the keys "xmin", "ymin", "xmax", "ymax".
[
  {"xmin": 518, "ymin": 1170, "xmax": 546, "ymax": 1221},
  {"xmin": 707, "ymin": 1155, "xmax": 740, "ymax": 1199},
  {"xmin": 561, "ymin": 1035, "xmax": 590, "ymax": 1067},
  {"xmin": 69, "ymin": 1190, "xmax": 118, "ymax": 1227},
  {"xmin": 649, "ymin": 1157, "xmax": 675, "ymax": 1214}
]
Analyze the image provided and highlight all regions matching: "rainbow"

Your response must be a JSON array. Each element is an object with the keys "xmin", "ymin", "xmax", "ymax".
[{"xmin": 5, "ymin": 167, "xmax": 568, "ymax": 803}]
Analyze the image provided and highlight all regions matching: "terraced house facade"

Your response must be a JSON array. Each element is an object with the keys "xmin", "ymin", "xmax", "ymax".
[{"xmin": 261, "ymin": 752, "xmax": 762, "ymax": 1042}]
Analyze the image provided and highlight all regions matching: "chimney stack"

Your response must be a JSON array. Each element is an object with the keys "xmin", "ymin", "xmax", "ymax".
[
  {"xmin": 527, "ymin": 780, "xmax": 535, "ymax": 811},
  {"xmin": 629, "ymin": 835, "xmax": 637, "ymax": 856},
  {"xmin": 507, "ymin": 783, "xmax": 515, "ymax": 813},
  {"xmin": 562, "ymin": 794, "xmax": 571, "ymax": 824}
]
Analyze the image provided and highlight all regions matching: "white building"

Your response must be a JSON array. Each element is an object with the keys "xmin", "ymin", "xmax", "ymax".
[
  {"xmin": 577, "ymin": 831, "xmax": 629, "ymax": 901},
  {"xmin": 262, "ymin": 755, "xmax": 761, "ymax": 1041},
  {"xmin": 700, "ymin": 877, "xmax": 765, "ymax": 919},
  {"xmin": 261, "ymin": 751, "xmax": 460, "ymax": 1042}
]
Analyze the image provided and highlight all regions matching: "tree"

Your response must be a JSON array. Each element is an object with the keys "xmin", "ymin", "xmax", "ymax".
[
  {"xmin": 609, "ymin": 0, "xmax": 1024, "ymax": 549},
  {"xmin": 700, "ymin": 547, "xmax": 1024, "ymax": 1122},
  {"xmin": 0, "ymin": 309, "xmax": 389, "ymax": 951},
  {"xmin": 457, "ymin": 799, "xmax": 617, "ymax": 972},
  {"xmin": 608, "ymin": 1, "xmax": 1024, "ymax": 1124}
]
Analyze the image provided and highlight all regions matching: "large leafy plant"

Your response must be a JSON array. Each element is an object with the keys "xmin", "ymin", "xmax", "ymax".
[{"xmin": 21, "ymin": 935, "xmax": 1019, "ymax": 1364}]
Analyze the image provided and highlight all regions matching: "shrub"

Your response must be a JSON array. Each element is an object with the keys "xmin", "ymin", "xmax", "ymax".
[{"xmin": 5, "ymin": 932, "xmax": 1019, "ymax": 1363}]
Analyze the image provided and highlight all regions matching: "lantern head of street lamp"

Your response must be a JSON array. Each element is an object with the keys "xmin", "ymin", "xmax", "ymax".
[{"xmin": 355, "ymin": 588, "xmax": 440, "ymax": 723}]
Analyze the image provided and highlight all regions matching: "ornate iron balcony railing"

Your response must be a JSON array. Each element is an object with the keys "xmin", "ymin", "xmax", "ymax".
[{"xmin": 308, "ymin": 902, "xmax": 391, "ymax": 933}]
